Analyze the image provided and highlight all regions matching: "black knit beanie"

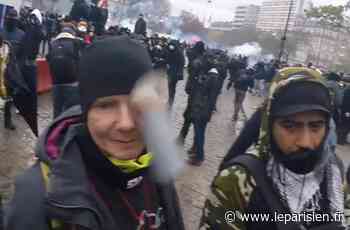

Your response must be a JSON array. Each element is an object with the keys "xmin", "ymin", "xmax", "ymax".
[
  {"xmin": 78, "ymin": 36, "xmax": 152, "ymax": 115},
  {"xmin": 271, "ymin": 81, "xmax": 332, "ymax": 117}
]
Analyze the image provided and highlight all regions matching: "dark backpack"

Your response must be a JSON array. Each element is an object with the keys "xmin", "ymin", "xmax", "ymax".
[
  {"xmin": 49, "ymin": 38, "xmax": 79, "ymax": 61},
  {"xmin": 48, "ymin": 38, "xmax": 80, "ymax": 84}
]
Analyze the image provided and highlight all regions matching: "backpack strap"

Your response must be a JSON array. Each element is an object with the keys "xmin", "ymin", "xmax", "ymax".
[
  {"xmin": 225, "ymin": 154, "xmax": 303, "ymax": 230},
  {"xmin": 40, "ymin": 162, "xmax": 65, "ymax": 230}
]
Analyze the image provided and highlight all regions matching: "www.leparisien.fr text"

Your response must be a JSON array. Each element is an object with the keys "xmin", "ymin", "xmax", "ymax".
[{"xmin": 225, "ymin": 210, "xmax": 344, "ymax": 224}]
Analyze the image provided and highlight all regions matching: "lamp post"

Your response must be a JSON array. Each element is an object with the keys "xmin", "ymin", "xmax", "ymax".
[
  {"xmin": 206, "ymin": 0, "xmax": 213, "ymax": 28},
  {"xmin": 278, "ymin": 0, "xmax": 294, "ymax": 62}
]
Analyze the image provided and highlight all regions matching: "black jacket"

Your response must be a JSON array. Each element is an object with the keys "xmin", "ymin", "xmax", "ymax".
[
  {"xmin": 134, "ymin": 18, "xmax": 147, "ymax": 36},
  {"xmin": 70, "ymin": 0, "xmax": 90, "ymax": 21},
  {"xmin": 20, "ymin": 24, "xmax": 45, "ymax": 62},
  {"xmin": 0, "ymin": 27, "xmax": 25, "ymax": 59},
  {"xmin": 189, "ymin": 71, "xmax": 218, "ymax": 122},
  {"xmin": 165, "ymin": 43, "xmax": 185, "ymax": 81},
  {"xmin": 5, "ymin": 106, "xmax": 185, "ymax": 230},
  {"xmin": 234, "ymin": 70, "xmax": 255, "ymax": 91}
]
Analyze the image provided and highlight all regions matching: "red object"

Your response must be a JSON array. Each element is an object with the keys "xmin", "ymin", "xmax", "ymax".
[
  {"xmin": 37, "ymin": 58, "xmax": 53, "ymax": 94},
  {"xmin": 98, "ymin": 0, "xmax": 108, "ymax": 9},
  {"xmin": 84, "ymin": 35, "xmax": 93, "ymax": 45}
]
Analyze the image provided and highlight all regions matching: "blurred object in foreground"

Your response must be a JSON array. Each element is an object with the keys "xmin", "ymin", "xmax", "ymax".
[{"xmin": 131, "ymin": 71, "xmax": 184, "ymax": 183}]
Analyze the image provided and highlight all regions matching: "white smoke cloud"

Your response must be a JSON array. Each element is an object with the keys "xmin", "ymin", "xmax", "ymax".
[
  {"xmin": 228, "ymin": 42, "xmax": 274, "ymax": 67},
  {"xmin": 120, "ymin": 19, "xmax": 135, "ymax": 30}
]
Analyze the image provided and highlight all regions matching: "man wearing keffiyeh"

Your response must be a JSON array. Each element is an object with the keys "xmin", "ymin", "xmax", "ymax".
[{"xmin": 200, "ymin": 67, "xmax": 350, "ymax": 230}]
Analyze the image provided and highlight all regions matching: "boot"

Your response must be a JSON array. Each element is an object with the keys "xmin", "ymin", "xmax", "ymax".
[{"xmin": 4, "ymin": 100, "xmax": 15, "ymax": 130}]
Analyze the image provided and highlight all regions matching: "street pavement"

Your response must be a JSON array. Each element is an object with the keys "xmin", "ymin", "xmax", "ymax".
[{"xmin": 0, "ymin": 76, "xmax": 349, "ymax": 230}]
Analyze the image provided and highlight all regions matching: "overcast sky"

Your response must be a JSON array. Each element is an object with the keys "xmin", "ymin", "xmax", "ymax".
[{"xmin": 169, "ymin": 0, "xmax": 348, "ymax": 21}]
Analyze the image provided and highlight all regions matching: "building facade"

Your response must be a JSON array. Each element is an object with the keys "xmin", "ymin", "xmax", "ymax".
[
  {"xmin": 232, "ymin": 5, "xmax": 260, "ymax": 30},
  {"xmin": 292, "ymin": 21, "xmax": 348, "ymax": 70},
  {"xmin": 256, "ymin": 0, "xmax": 312, "ymax": 32}
]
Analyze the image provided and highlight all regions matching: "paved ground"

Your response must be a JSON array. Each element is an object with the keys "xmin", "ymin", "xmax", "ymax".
[{"xmin": 0, "ymin": 75, "xmax": 349, "ymax": 230}]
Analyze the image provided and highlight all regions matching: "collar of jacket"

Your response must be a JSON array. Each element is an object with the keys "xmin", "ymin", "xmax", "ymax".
[{"xmin": 44, "ymin": 125, "xmax": 117, "ymax": 229}]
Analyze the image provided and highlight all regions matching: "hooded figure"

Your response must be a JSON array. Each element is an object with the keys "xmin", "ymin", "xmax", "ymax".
[
  {"xmin": 5, "ymin": 36, "xmax": 185, "ymax": 230},
  {"xmin": 200, "ymin": 67, "xmax": 349, "ymax": 230},
  {"xmin": 21, "ymin": 9, "xmax": 45, "ymax": 62},
  {"xmin": 134, "ymin": 14, "xmax": 147, "ymax": 36},
  {"xmin": 165, "ymin": 39, "xmax": 185, "ymax": 107}
]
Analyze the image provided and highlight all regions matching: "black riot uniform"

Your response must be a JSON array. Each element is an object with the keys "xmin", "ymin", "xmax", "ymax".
[
  {"xmin": 179, "ymin": 52, "xmax": 218, "ymax": 166},
  {"xmin": 165, "ymin": 40, "xmax": 185, "ymax": 107}
]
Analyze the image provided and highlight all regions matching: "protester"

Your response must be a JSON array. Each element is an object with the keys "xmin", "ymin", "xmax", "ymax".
[
  {"xmin": 69, "ymin": 0, "xmax": 90, "ymax": 22},
  {"xmin": 338, "ymin": 84, "xmax": 350, "ymax": 145},
  {"xmin": 47, "ymin": 23, "xmax": 82, "ymax": 118},
  {"xmin": 231, "ymin": 68, "xmax": 254, "ymax": 123},
  {"xmin": 179, "ymin": 41, "xmax": 206, "ymax": 143},
  {"xmin": 5, "ymin": 36, "xmax": 185, "ymax": 230},
  {"xmin": 0, "ymin": 9, "xmax": 25, "ymax": 130},
  {"xmin": 165, "ymin": 39, "xmax": 185, "ymax": 107},
  {"xmin": 187, "ymin": 68, "xmax": 218, "ymax": 166},
  {"xmin": 200, "ymin": 67, "xmax": 349, "ymax": 229},
  {"xmin": 179, "ymin": 50, "xmax": 218, "ymax": 166},
  {"xmin": 134, "ymin": 14, "xmax": 147, "ymax": 37}
]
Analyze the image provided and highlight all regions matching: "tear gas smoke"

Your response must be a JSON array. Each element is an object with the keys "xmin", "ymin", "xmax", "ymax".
[{"xmin": 228, "ymin": 42, "xmax": 274, "ymax": 67}]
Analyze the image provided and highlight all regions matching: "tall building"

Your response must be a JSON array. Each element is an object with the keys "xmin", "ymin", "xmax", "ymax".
[
  {"xmin": 256, "ymin": 0, "xmax": 311, "ymax": 32},
  {"xmin": 232, "ymin": 5, "xmax": 260, "ymax": 30},
  {"xmin": 1, "ymin": 0, "xmax": 32, "ymax": 10}
]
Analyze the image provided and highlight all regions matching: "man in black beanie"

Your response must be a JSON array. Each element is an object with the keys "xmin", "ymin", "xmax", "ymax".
[{"xmin": 5, "ymin": 36, "xmax": 185, "ymax": 230}]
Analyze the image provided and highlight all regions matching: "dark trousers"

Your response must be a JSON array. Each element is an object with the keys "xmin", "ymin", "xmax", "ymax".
[
  {"xmin": 180, "ymin": 116, "xmax": 192, "ymax": 141},
  {"xmin": 22, "ymin": 64, "xmax": 37, "ymax": 96},
  {"xmin": 52, "ymin": 84, "xmax": 80, "ymax": 119},
  {"xmin": 22, "ymin": 63, "xmax": 38, "ymax": 109},
  {"xmin": 193, "ymin": 120, "xmax": 208, "ymax": 161},
  {"xmin": 168, "ymin": 78, "xmax": 178, "ymax": 107},
  {"xmin": 233, "ymin": 89, "xmax": 247, "ymax": 121},
  {"xmin": 180, "ymin": 97, "xmax": 192, "ymax": 140},
  {"xmin": 4, "ymin": 98, "xmax": 14, "ymax": 128},
  {"xmin": 337, "ymin": 118, "xmax": 350, "ymax": 144}
]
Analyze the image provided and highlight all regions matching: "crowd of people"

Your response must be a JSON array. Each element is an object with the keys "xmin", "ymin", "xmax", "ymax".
[{"xmin": 0, "ymin": 1, "xmax": 350, "ymax": 229}]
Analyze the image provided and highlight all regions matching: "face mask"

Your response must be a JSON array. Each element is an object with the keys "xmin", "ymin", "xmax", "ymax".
[
  {"xmin": 5, "ymin": 18, "xmax": 17, "ymax": 31},
  {"xmin": 275, "ymin": 148, "xmax": 323, "ymax": 174}
]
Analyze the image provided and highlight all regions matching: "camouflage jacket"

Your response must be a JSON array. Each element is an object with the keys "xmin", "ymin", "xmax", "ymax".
[{"xmin": 200, "ymin": 67, "xmax": 350, "ymax": 230}]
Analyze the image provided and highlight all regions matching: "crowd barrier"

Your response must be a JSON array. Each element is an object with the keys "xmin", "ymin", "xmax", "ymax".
[{"xmin": 37, "ymin": 58, "xmax": 52, "ymax": 94}]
